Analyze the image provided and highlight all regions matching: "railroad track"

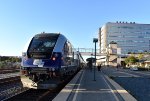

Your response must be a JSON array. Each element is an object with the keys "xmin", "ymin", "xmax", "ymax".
[
  {"xmin": 0, "ymin": 76, "xmax": 21, "ymax": 85},
  {"xmin": 0, "ymin": 69, "xmax": 20, "ymax": 74},
  {"xmin": 4, "ymin": 88, "xmax": 58, "ymax": 101},
  {"xmin": 0, "ymin": 85, "xmax": 27, "ymax": 101},
  {"xmin": 4, "ymin": 80, "xmax": 66, "ymax": 101},
  {"xmin": 4, "ymin": 69, "xmax": 80, "ymax": 101},
  {"xmin": 0, "ymin": 77, "xmax": 23, "ymax": 101}
]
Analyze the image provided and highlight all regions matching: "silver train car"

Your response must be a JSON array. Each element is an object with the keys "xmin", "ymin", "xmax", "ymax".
[{"xmin": 21, "ymin": 32, "xmax": 84, "ymax": 89}]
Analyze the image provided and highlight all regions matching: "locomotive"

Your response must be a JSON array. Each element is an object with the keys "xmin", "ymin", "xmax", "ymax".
[{"xmin": 21, "ymin": 32, "xmax": 84, "ymax": 89}]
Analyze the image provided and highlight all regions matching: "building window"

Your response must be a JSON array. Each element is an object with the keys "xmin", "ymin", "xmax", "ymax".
[{"xmin": 138, "ymin": 36, "xmax": 144, "ymax": 38}]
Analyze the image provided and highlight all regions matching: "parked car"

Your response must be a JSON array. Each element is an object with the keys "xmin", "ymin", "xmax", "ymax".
[{"xmin": 130, "ymin": 65, "xmax": 138, "ymax": 71}]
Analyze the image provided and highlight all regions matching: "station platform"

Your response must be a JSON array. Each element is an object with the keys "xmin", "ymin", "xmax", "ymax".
[{"xmin": 53, "ymin": 68, "xmax": 137, "ymax": 101}]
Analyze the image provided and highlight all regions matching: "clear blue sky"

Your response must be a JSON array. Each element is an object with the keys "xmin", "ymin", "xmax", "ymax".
[{"xmin": 0, "ymin": 0, "xmax": 150, "ymax": 56}]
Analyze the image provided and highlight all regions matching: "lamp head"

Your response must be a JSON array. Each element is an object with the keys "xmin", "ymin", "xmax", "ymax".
[{"xmin": 93, "ymin": 38, "xmax": 98, "ymax": 43}]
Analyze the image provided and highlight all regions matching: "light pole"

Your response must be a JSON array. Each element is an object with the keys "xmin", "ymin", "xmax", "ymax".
[
  {"xmin": 93, "ymin": 38, "xmax": 98, "ymax": 81},
  {"xmin": 91, "ymin": 53, "xmax": 93, "ymax": 72}
]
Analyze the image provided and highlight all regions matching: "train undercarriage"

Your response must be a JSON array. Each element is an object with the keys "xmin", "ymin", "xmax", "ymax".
[{"xmin": 21, "ymin": 66, "xmax": 80, "ymax": 89}]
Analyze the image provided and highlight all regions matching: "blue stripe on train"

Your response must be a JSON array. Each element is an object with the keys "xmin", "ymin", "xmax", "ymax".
[{"xmin": 22, "ymin": 53, "xmax": 65, "ymax": 69}]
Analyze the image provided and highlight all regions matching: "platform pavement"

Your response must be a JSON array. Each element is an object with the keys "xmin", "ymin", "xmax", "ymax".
[{"xmin": 53, "ymin": 68, "xmax": 137, "ymax": 101}]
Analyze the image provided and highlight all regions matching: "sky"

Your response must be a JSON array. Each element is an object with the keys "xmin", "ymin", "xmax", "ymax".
[{"xmin": 0, "ymin": 0, "xmax": 150, "ymax": 56}]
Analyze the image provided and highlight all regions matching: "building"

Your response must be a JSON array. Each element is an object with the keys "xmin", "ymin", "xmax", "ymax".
[{"xmin": 99, "ymin": 22, "xmax": 150, "ymax": 54}]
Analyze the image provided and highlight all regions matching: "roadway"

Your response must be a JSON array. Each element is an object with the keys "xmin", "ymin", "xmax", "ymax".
[
  {"xmin": 102, "ymin": 67, "xmax": 150, "ymax": 101},
  {"xmin": 102, "ymin": 66, "xmax": 150, "ymax": 78}
]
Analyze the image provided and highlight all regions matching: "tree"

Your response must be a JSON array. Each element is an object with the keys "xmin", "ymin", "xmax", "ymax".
[
  {"xmin": 125, "ymin": 56, "xmax": 138, "ymax": 65},
  {"xmin": 137, "ymin": 53, "xmax": 144, "ymax": 60}
]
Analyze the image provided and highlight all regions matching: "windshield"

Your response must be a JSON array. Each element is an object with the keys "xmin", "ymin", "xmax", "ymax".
[{"xmin": 28, "ymin": 34, "xmax": 59, "ymax": 52}]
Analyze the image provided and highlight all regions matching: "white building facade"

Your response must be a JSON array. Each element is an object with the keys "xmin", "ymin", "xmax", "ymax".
[{"xmin": 99, "ymin": 22, "xmax": 150, "ymax": 54}]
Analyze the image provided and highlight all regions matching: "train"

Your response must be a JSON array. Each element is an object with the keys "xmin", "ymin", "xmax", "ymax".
[{"xmin": 21, "ymin": 32, "xmax": 85, "ymax": 89}]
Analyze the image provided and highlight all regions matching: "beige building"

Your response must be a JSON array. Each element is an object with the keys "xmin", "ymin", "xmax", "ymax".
[{"xmin": 99, "ymin": 22, "xmax": 150, "ymax": 54}]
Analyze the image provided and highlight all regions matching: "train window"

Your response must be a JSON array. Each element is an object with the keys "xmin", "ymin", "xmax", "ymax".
[
  {"xmin": 64, "ymin": 42, "xmax": 69, "ymax": 54},
  {"xmin": 29, "ymin": 39, "xmax": 55, "ymax": 52},
  {"xmin": 43, "ymin": 41, "xmax": 55, "ymax": 47},
  {"xmin": 64, "ymin": 41, "xmax": 73, "ymax": 55},
  {"xmin": 28, "ymin": 35, "xmax": 58, "ymax": 52}
]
